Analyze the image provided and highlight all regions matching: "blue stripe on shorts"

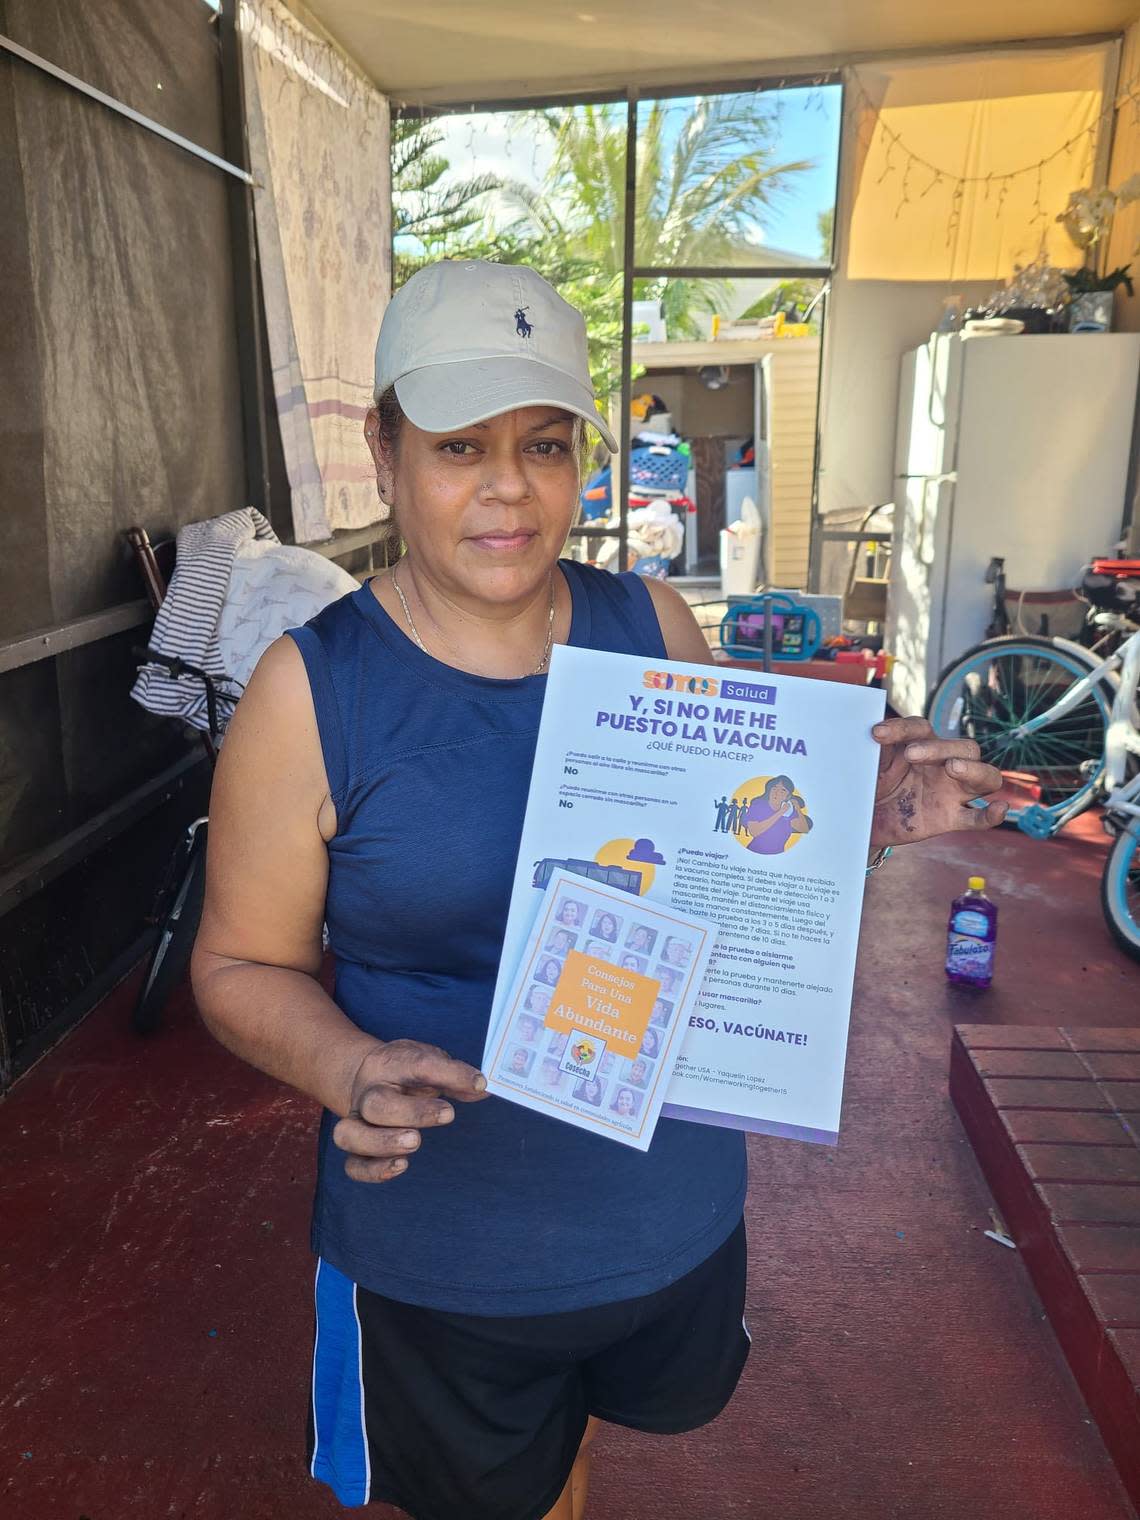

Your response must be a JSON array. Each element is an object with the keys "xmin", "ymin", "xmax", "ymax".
[{"xmin": 311, "ymin": 1258, "xmax": 372, "ymax": 1506}]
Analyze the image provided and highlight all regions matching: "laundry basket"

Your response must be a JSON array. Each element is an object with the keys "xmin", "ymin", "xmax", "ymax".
[{"xmin": 629, "ymin": 445, "xmax": 690, "ymax": 493}]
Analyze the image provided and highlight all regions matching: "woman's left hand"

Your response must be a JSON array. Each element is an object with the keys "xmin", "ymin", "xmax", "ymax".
[{"xmin": 870, "ymin": 716, "xmax": 1007, "ymax": 849}]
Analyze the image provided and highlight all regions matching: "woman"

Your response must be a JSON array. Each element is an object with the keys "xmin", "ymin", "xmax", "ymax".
[
  {"xmin": 192, "ymin": 259, "xmax": 1005, "ymax": 1520},
  {"xmin": 610, "ymin": 1086, "xmax": 639, "ymax": 1118},
  {"xmin": 556, "ymin": 900, "xmax": 584, "ymax": 929},
  {"xmin": 590, "ymin": 912, "xmax": 619, "ymax": 943},
  {"xmin": 626, "ymin": 925, "xmax": 655, "ymax": 955},
  {"xmin": 743, "ymin": 776, "xmax": 812, "ymax": 856},
  {"xmin": 539, "ymin": 1057, "xmax": 564, "ymax": 1091},
  {"xmin": 573, "ymin": 1077, "xmax": 604, "ymax": 1107},
  {"xmin": 523, "ymin": 983, "xmax": 552, "ymax": 1016},
  {"xmin": 656, "ymin": 965, "xmax": 682, "ymax": 998},
  {"xmin": 662, "ymin": 937, "xmax": 690, "ymax": 968},
  {"xmin": 537, "ymin": 956, "xmax": 562, "ymax": 987},
  {"xmin": 650, "ymin": 998, "xmax": 674, "ymax": 1029}
]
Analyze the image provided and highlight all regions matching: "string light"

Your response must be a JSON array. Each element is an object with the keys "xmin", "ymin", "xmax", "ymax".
[
  {"xmin": 945, "ymin": 180, "xmax": 965, "ymax": 247},
  {"xmin": 1032, "ymin": 161, "xmax": 1046, "ymax": 227},
  {"xmin": 848, "ymin": 63, "xmax": 1140, "ymax": 216},
  {"xmin": 895, "ymin": 158, "xmax": 912, "ymax": 219}
]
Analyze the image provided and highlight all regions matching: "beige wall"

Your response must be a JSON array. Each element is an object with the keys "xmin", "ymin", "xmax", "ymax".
[
  {"xmin": 645, "ymin": 369, "xmax": 755, "ymax": 437},
  {"xmin": 767, "ymin": 343, "xmax": 820, "ymax": 587}
]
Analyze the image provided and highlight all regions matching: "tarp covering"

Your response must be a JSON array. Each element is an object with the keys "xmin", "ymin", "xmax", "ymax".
[
  {"xmin": 240, "ymin": 0, "xmax": 390, "ymax": 543},
  {"xmin": 846, "ymin": 52, "xmax": 1105, "ymax": 282},
  {"xmin": 0, "ymin": 0, "xmax": 246, "ymax": 866},
  {"xmin": 818, "ymin": 44, "xmax": 1113, "ymax": 514},
  {"xmin": 1107, "ymin": 21, "xmax": 1140, "ymax": 335}
]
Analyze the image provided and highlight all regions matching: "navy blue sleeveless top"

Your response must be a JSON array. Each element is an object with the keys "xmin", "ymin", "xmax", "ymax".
[{"xmin": 288, "ymin": 560, "xmax": 746, "ymax": 1314}]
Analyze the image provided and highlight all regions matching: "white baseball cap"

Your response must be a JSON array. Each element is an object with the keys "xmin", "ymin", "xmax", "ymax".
[{"xmin": 374, "ymin": 260, "xmax": 618, "ymax": 453}]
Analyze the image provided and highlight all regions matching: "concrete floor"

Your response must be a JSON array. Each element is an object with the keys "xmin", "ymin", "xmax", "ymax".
[{"xmin": 1, "ymin": 816, "xmax": 1138, "ymax": 1519}]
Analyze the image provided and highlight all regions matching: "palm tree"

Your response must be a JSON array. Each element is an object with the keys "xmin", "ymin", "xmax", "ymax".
[
  {"xmin": 391, "ymin": 116, "xmax": 503, "ymax": 286},
  {"xmin": 508, "ymin": 97, "xmax": 814, "ymax": 340}
]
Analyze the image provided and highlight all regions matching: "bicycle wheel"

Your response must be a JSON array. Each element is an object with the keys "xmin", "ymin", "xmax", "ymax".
[
  {"xmin": 927, "ymin": 636, "xmax": 1114, "ymax": 811},
  {"xmin": 133, "ymin": 824, "xmax": 208, "ymax": 1034},
  {"xmin": 1102, "ymin": 827, "xmax": 1140, "ymax": 963}
]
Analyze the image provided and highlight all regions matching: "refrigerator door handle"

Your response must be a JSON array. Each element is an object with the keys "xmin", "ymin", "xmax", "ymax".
[
  {"xmin": 921, "ymin": 477, "xmax": 949, "ymax": 567},
  {"xmin": 892, "ymin": 473, "xmax": 957, "ymax": 568}
]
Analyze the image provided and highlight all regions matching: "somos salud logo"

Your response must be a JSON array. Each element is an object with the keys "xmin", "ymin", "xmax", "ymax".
[{"xmin": 642, "ymin": 670, "xmax": 775, "ymax": 706}]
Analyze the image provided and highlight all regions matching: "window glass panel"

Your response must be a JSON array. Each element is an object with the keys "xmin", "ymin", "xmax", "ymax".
[{"xmin": 633, "ymin": 86, "xmax": 840, "ymax": 272}]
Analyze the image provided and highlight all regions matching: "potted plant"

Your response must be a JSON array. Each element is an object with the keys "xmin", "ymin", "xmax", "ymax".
[
  {"xmin": 1056, "ymin": 176, "xmax": 1140, "ymax": 331},
  {"xmin": 1063, "ymin": 265, "xmax": 1134, "ymax": 331}
]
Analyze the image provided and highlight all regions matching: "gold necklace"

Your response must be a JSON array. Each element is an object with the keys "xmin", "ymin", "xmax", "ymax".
[{"xmin": 391, "ymin": 563, "xmax": 556, "ymax": 677}]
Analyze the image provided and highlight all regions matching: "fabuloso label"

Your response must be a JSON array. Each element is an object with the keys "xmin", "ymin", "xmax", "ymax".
[
  {"xmin": 952, "ymin": 909, "xmax": 989, "ymax": 937},
  {"xmin": 948, "ymin": 935, "xmax": 993, "ymax": 973}
]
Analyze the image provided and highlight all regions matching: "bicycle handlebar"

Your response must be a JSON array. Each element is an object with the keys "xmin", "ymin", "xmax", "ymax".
[{"xmin": 133, "ymin": 646, "xmax": 242, "ymax": 740}]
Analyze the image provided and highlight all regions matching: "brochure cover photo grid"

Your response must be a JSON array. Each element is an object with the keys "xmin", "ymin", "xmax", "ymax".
[{"xmin": 484, "ymin": 870, "xmax": 716, "ymax": 1150}]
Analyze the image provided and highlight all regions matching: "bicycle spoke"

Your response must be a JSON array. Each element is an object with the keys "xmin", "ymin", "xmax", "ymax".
[{"xmin": 930, "ymin": 642, "xmax": 1111, "ymax": 808}]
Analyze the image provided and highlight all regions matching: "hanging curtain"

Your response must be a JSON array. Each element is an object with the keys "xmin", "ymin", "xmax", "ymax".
[
  {"xmin": 818, "ymin": 44, "xmax": 1112, "ymax": 515},
  {"xmin": 240, "ymin": 0, "xmax": 390, "ymax": 542}
]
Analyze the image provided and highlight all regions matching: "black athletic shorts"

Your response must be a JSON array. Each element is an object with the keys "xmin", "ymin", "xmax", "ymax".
[{"xmin": 306, "ymin": 1218, "xmax": 749, "ymax": 1520}]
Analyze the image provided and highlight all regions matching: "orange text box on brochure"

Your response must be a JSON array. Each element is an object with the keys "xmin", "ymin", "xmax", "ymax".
[{"xmin": 544, "ymin": 950, "xmax": 659, "ymax": 1058}]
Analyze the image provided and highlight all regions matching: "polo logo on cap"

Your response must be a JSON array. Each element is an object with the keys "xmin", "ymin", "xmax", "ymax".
[{"xmin": 514, "ymin": 306, "xmax": 533, "ymax": 338}]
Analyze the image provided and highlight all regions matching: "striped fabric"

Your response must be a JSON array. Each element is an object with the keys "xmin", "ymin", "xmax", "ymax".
[
  {"xmin": 311, "ymin": 1258, "xmax": 372, "ymax": 1507},
  {"xmin": 130, "ymin": 508, "xmax": 278, "ymax": 733}
]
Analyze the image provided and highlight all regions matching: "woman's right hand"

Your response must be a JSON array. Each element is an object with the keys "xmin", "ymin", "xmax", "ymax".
[{"xmin": 333, "ymin": 1040, "xmax": 488, "ymax": 1183}]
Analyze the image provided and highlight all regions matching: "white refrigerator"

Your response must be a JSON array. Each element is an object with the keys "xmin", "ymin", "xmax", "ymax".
[{"xmin": 886, "ymin": 332, "xmax": 1140, "ymax": 715}]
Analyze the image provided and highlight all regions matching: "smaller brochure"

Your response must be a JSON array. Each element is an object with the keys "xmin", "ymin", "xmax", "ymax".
[{"xmin": 483, "ymin": 869, "xmax": 716, "ymax": 1151}]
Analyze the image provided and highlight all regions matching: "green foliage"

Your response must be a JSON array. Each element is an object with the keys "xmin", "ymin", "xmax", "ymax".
[
  {"xmin": 391, "ymin": 116, "xmax": 502, "ymax": 286},
  {"xmin": 817, "ymin": 207, "xmax": 833, "ymax": 260},
  {"xmin": 391, "ymin": 113, "xmax": 629, "ymax": 396},
  {"xmin": 1063, "ymin": 263, "xmax": 1134, "ymax": 297},
  {"xmin": 504, "ymin": 98, "xmax": 813, "ymax": 343},
  {"xmin": 737, "ymin": 278, "xmax": 824, "ymax": 325},
  {"xmin": 391, "ymin": 98, "xmax": 816, "ymax": 396}
]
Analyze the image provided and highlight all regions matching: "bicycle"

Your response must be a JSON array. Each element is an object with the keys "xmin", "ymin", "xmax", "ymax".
[
  {"xmin": 130, "ymin": 648, "xmax": 240, "ymax": 1033},
  {"xmin": 125, "ymin": 526, "xmax": 242, "ymax": 1033},
  {"xmin": 925, "ymin": 560, "xmax": 1140, "ymax": 960}
]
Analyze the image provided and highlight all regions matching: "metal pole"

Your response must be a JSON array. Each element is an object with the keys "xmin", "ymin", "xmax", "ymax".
[
  {"xmin": 807, "ymin": 67, "xmax": 847, "ymax": 593},
  {"xmin": 0, "ymin": 34, "xmax": 254, "ymax": 184},
  {"xmin": 219, "ymin": 0, "xmax": 272, "ymax": 519},
  {"xmin": 618, "ymin": 88, "xmax": 638, "ymax": 575}
]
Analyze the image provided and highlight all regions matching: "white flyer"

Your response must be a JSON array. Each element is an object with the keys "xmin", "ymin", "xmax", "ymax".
[
  {"xmin": 483, "ymin": 870, "xmax": 716, "ymax": 1150},
  {"xmin": 484, "ymin": 645, "xmax": 885, "ymax": 1146}
]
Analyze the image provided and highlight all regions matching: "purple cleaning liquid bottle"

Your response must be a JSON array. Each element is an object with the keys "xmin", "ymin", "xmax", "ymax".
[{"xmin": 946, "ymin": 876, "xmax": 997, "ymax": 988}]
